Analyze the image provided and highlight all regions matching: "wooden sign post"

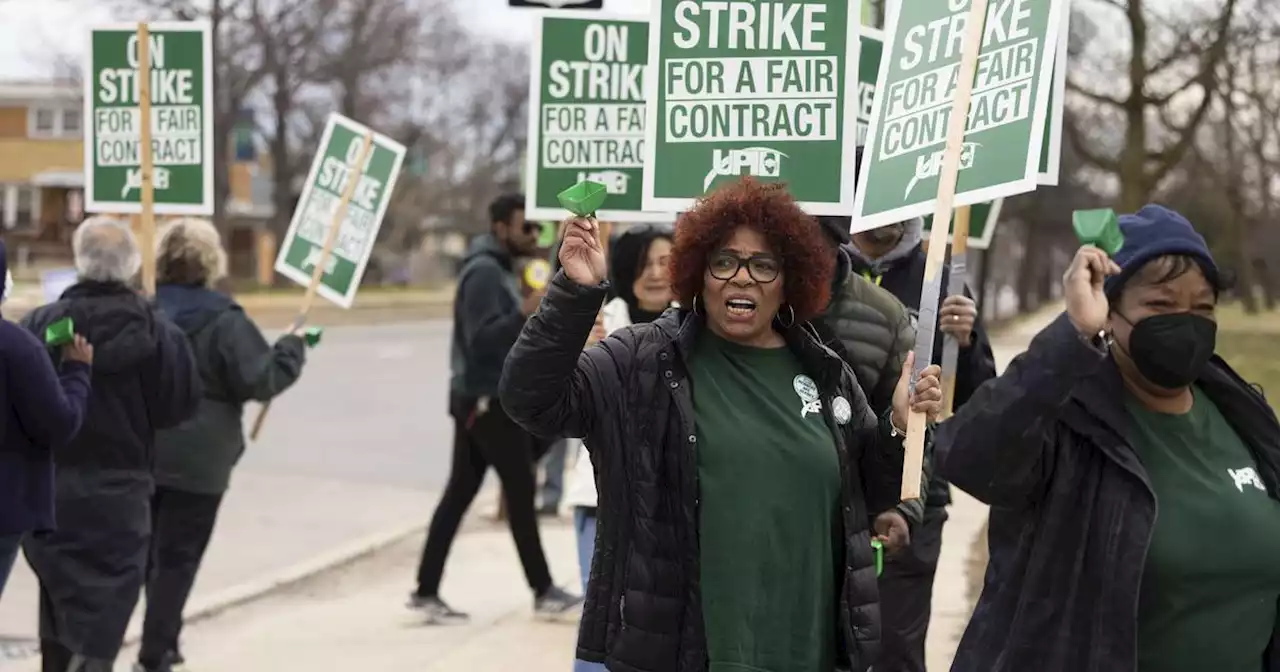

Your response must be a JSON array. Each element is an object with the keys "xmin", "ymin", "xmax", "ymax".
[
  {"xmin": 939, "ymin": 204, "xmax": 972, "ymax": 419},
  {"xmin": 136, "ymin": 22, "xmax": 157, "ymax": 296},
  {"xmin": 900, "ymin": 0, "xmax": 989, "ymax": 500},
  {"xmin": 248, "ymin": 131, "xmax": 375, "ymax": 440}
]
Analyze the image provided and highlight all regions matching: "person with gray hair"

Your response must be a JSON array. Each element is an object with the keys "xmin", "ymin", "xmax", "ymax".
[
  {"xmin": 135, "ymin": 218, "xmax": 307, "ymax": 672},
  {"xmin": 19, "ymin": 215, "xmax": 201, "ymax": 672}
]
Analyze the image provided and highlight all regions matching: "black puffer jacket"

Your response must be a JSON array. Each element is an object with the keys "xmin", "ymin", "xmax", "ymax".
[{"xmin": 500, "ymin": 272, "xmax": 906, "ymax": 672}]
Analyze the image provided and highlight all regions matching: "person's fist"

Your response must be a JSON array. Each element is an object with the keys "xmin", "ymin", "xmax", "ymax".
[
  {"xmin": 558, "ymin": 217, "xmax": 607, "ymax": 287},
  {"xmin": 892, "ymin": 351, "xmax": 944, "ymax": 428},
  {"xmin": 939, "ymin": 294, "xmax": 977, "ymax": 347},
  {"xmin": 873, "ymin": 511, "xmax": 911, "ymax": 555},
  {"xmin": 1064, "ymin": 246, "xmax": 1121, "ymax": 338},
  {"xmin": 63, "ymin": 334, "xmax": 94, "ymax": 365}
]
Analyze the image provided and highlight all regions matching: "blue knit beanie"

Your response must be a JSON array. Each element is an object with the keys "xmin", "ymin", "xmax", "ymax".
[{"xmin": 1104, "ymin": 204, "xmax": 1220, "ymax": 296}]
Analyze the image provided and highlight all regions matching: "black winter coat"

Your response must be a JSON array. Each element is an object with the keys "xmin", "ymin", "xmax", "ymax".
[
  {"xmin": 500, "ymin": 272, "xmax": 907, "ymax": 672},
  {"xmin": 936, "ymin": 315, "xmax": 1280, "ymax": 672},
  {"xmin": 20, "ymin": 281, "xmax": 201, "ymax": 473},
  {"xmin": 154, "ymin": 284, "xmax": 306, "ymax": 494}
]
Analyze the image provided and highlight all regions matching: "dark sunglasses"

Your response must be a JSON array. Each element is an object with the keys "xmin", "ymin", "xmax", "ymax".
[
  {"xmin": 707, "ymin": 251, "xmax": 780, "ymax": 283},
  {"xmin": 522, "ymin": 222, "xmax": 542, "ymax": 236}
]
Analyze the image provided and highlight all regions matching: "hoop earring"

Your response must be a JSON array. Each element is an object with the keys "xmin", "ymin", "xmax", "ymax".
[
  {"xmin": 776, "ymin": 303, "xmax": 796, "ymax": 328},
  {"xmin": 692, "ymin": 295, "xmax": 703, "ymax": 316}
]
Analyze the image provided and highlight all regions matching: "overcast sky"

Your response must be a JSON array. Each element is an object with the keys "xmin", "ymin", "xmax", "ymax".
[{"xmin": 0, "ymin": 0, "xmax": 653, "ymax": 80}]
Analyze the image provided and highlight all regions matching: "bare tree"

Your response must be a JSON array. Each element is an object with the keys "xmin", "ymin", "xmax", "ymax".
[{"xmin": 1065, "ymin": 0, "xmax": 1242, "ymax": 210}]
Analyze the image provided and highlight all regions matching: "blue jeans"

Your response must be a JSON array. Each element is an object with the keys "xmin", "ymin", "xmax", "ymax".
[
  {"xmin": 540, "ymin": 439, "xmax": 568, "ymax": 510},
  {"xmin": 573, "ymin": 508, "xmax": 606, "ymax": 672},
  {"xmin": 0, "ymin": 533, "xmax": 21, "ymax": 602}
]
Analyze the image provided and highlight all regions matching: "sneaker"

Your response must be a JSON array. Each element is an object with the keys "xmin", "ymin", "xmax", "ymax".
[
  {"xmin": 534, "ymin": 586, "xmax": 584, "ymax": 620},
  {"xmin": 406, "ymin": 593, "xmax": 471, "ymax": 624},
  {"xmin": 134, "ymin": 650, "xmax": 184, "ymax": 672}
]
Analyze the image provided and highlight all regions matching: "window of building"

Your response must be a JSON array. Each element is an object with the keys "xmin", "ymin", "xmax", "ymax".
[
  {"xmin": 34, "ymin": 108, "xmax": 56, "ymax": 134},
  {"xmin": 62, "ymin": 109, "xmax": 82, "ymax": 135},
  {"xmin": 1, "ymin": 185, "xmax": 42, "ymax": 230},
  {"xmin": 29, "ymin": 107, "xmax": 83, "ymax": 138}
]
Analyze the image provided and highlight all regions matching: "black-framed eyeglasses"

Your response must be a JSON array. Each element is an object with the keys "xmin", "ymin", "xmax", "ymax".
[{"xmin": 707, "ymin": 251, "xmax": 780, "ymax": 283}]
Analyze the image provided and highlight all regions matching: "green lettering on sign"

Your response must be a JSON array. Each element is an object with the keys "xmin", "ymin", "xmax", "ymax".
[
  {"xmin": 853, "ymin": 0, "xmax": 1066, "ymax": 232},
  {"xmin": 525, "ymin": 12, "xmax": 671, "ymax": 223},
  {"xmin": 85, "ymin": 22, "xmax": 213, "ymax": 215},
  {"xmin": 643, "ymin": 0, "xmax": 862, "ymax": 216},
  {"xmin": 273, "ymin": 114, "xmax": 407, "ymax": 309}
]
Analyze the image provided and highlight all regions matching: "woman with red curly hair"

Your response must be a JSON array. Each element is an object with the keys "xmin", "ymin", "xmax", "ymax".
[{"xmin": 500, "ymin": 178, "xmax": 942, "ymax": 672}]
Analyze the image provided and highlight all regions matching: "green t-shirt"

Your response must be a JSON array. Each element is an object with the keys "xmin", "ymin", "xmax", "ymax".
[
  {"xmin": 690, "ymin": 331, "xmax": 843, "ymax": 672},
  {"xmin": 1127, "ymin": 387, "xmax": 1280, "ymax": 672}
]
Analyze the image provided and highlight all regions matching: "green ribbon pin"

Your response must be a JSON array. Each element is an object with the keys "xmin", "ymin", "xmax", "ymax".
[{"xmin": 1072, "ymin": 209, "xmax": 1125, "ymax": 257}]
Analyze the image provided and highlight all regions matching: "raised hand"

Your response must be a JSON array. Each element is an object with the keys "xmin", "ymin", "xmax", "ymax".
[
  {"xmin": 1063, "ymin": 246, "xmax": 1122, "ymax": 338},
  {"xmin": 63, "ymin": 334, "xmax": 94, "ymax": 366},
  {"xmin": 558, "ymin": 217, "xmax": 607, "ymax": 287}
]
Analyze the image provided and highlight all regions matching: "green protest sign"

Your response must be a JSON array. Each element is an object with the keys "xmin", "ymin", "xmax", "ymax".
[
  {"xmin": 525, "ymin": 12, "xmax": 672, "ymax": 223},
  {"xmin": 274, "ymin": 114, "xmax": 406, "ymax": 308},
  {"xmin": 84, "ymin": 22, "xmax": 213, "ymax": 215},
  {"xmin": 1037, "ymin": 0, "xmax": 1070, "ymax": 185},
  {"xmin": 642, "ymin": 0, "xmax": 861, "ymax": 215},
  {"xmin": 852, "ymin": 0, "xmax": 1065, "ymax": 232},
  {"xmin": 922, "ymin": 198, "xmax": 1003, "ymax": 249},
  {"xmin": 856, "ymin": 27, "xmax": 884, "ymax": 146}
]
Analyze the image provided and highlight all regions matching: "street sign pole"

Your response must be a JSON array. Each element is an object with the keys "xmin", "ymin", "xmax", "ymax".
[
  {"xmin": 250, "ymin": 131, "xmax": 375, "ymax": 441},
  {"xmin": 137, "ymin": 22, "xmax": 157, "ymax": 296},
  {"xmin": 901, "ymin": 0, "xmax": 989, "ymax": 502},
  {"xmin": 939, "ymin": 205, "xmax": 972, "ymax": 419}
]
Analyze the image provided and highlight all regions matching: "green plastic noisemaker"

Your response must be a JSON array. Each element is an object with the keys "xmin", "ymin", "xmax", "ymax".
[
  {"xmin": 1072, "ymin": 209, "xmax": 1125, "ymax": 257},
  {"xmin": 557, "ymin": 180, "xmax": 608, "ymax": 217}
]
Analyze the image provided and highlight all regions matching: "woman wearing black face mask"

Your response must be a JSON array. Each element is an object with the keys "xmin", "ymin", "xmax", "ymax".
[{"xmin": 935, "ymin": 204, "xmax": 1280, "ymax": 672}]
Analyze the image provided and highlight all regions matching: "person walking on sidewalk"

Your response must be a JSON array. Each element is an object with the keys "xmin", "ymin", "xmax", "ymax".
[
  {"xmin": 937, "ymin": 206, "xmax": 1280, "ymax": 672},
  {"xmin": 562, "ymin": 223, "xmax": 675, "ymax": 672},
  {"xmin": 502, "ymin": 178, "xmax": 945, "ymax": 672},
  {"xmin": 19, "ymin": 216, "xmax": 201, "ymax": 672},
  {"xmin": 411, "ymin": 194, "xmax": 581, "ymax": 623},
  {"xmin": 0, "ymin": 243, "xmax": 94, "ymax": 601},
  {"xmin": 135, "ymin": 218, "xmax": 308, "ymax": 672}
]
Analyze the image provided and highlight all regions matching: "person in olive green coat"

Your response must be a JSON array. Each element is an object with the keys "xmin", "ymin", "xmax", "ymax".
[{"xmin": 137, "ymin": 218, "xmax": 307, "ymax": 672}]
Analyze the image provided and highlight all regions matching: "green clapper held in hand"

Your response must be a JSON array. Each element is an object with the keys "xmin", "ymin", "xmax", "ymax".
[
  {"xmin": 871, "ymin": 539, "xmax": 884, "ymax": 577},
  {"xmin": 557, "ymin": 180, "xmax": 608, "ymax": 218},
  {"xmin": 44, "ymin": 317, "xmax": 75, "ymax": 347},
  {"xmin": 1073, "ymin": 209, "xmax": 1125, "ymax": 257},
  {"xmin": 303, "ymin": 327, "xmax": 324, "ymax": 348}
]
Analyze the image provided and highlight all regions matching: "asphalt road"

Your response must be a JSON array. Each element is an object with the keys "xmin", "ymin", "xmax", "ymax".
[{"xmin": 0, "ymin": 319, "xmax": 471, "ymax": 646}]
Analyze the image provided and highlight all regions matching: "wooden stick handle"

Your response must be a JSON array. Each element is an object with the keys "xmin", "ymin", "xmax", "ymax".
[
  {"xmin": 249, "ymin": 131, "xmax": 376, "ymax": 442},
  {"xmin": 137, "ymin": 22, "xmax": 157, "ymax": 297},
  {"xmin": 901, "ymin": 0, "xmax": 989, "ymax": 501}
]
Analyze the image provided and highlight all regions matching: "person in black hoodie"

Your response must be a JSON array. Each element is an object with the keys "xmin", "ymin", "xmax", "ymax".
[
  {"xmin": 134, "ymin": 218, "xmax": 307, "ymax": 672},
  {"xmin": 19, "ymin": 216, "xmax": 201, "ymax": 672},
  {"xmin": 411, "ymin": 193, "xmax": 581, "ymax": 623},
  {"xmin": 0, "ymin": 241, "xmax": 94, "ymax": 601},
  {"xmin": 832, "ymin": 149, "xmax": 998, "ymax": 672}
]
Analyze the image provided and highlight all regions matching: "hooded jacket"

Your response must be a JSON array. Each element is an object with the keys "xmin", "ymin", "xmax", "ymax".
[
  {"xmin": 153, "ymin": 284, "xmax": 306, "ymax": 494},
  {"xmin": 450, "ymin": 234, "xmax": 525, "ymax": 399},
  {"xmin": 20, "ymin": 281, "xmax": 201, "ymax": 474},
  {"xmin": 0, "ymin": 248, "xmax": 92, "ymax": 535},
  {"xmin": 846, "ymin": 219, "xmax": 998, "ymax": 507}
]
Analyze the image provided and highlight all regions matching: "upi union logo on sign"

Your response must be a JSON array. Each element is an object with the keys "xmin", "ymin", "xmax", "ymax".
[
  {"xmin": 704, "ymin": 147, "xmax": 788, "ymax": 191},
  {"xmin": 904, "ymin": 141, "xmax": 981, "ymax": 199}
]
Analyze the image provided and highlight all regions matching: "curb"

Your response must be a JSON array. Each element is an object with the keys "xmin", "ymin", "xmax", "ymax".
[{"xmin": 0, "ymin": 519, "xmax": 426, "ymax": 669}]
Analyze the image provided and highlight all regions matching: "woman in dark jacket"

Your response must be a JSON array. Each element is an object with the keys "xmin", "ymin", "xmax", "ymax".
[
  {"xmin": 137, "ymin": 218, "xmax": 308, "ymax": 672},
  {"xmin": 500, "ymin": 178, "xmax": 943, "ymax": 672},
  {"xmin": 0, "ymin": 244, "xmax": 94, "ymax": 600},
  {"xmin": 936, "ymin": 205, "xmax": 1280, "ymax": 672}
]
